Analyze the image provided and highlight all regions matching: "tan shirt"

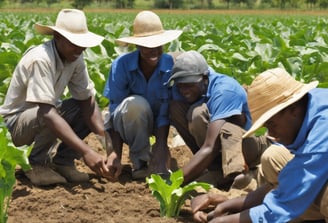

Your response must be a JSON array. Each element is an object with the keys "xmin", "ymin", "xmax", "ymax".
[{"xmin": 0, "ymin": 40, "xmax": 95, "ymax": 116}]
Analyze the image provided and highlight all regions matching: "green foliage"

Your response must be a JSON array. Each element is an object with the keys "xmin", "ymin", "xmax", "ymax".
[
  {"xmin": 0, "ymin": 118, "xmax": 31, "ymax": 223},
  {"xmin": 72, "ymin": 0, "xmax": 93, "ymax": 9},
  {"xmin": 0, "ymin": 12, "xmax": 328, "ymax": 107},
  {"xmin": 146, "ymin": 169, "xmax": 213, "ymax": 217}
]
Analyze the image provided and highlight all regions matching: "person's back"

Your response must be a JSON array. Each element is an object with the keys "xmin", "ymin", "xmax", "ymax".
[{"xmin": 206, "ymin": 69, "xmax": 251, "ymax": 130}]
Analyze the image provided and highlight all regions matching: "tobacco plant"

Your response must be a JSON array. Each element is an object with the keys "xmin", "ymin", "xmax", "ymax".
[
  {"xmin": 0, "ymin": 120, "xmax": 31, "ymax": 223},
  {"xmin": 146, "ymin": 169, "xmax": 212, "ymax": 218}
]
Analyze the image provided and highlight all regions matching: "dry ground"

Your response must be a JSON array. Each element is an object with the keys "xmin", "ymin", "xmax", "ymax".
[{"xmin": 7, "ymin": 129, "xmax": 248, "ymax": 223}]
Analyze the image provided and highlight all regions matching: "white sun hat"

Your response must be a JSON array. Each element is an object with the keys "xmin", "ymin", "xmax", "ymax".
[
  {"xmin": 34, "ymin": 8, "xmax": 104, "ymax": 48},
  {"xmin": 115, "ymin": 10, "xmax": 182, "ymax": 48},
  {"xmin": 243, "ymin": 67, "xmax": 318, "ymax": 138}
]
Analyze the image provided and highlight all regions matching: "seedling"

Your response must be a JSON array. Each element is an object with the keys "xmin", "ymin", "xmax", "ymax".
[{"xmin": 146, "ymin": 169, "xmax": 212, "ymax": 218}]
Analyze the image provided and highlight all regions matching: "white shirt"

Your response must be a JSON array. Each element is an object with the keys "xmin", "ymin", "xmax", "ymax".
[{"xmin": 0, "ymin": 40, "xmax": 95, "ymax": 116}]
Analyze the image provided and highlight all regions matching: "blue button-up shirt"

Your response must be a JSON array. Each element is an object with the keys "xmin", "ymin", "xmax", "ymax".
[
  {"xmin": 250, "ymin": 88, "xmax": 328, "ymax": 222},
  {"xmin": 103, "ymin": 50, "xmax": 174, "ymax": 128}
]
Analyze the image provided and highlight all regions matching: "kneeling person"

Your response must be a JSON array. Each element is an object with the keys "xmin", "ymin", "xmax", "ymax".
[{"xmin": 167, "ymin": 51, "xmax": 269, "ymax": 188}]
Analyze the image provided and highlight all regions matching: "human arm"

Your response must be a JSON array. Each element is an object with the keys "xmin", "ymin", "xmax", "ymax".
[
  {"xmin": 182, "ymin": 119, "xmax": 225, "ymax": 184},
  {"xmin": 79, "ymin": 95, "xmax": 123, "ymax": 181},
  {"xmin": 38, "ymin": 102, "xmax": 109, "ymax": 176},
  {"xmin": 148, "ymin": 124, "xmax": 170, "ymax": 175},
  {"xmin": 78, "ymin": 95, "xmax": 106, "ymax": 136},
  {"xmin": 103, "ymin": 128, "xmax": 123, "ymax": 181},
  {"xmin": 193, "ymin": 183, "xmax": 272, "ymax": 223}
]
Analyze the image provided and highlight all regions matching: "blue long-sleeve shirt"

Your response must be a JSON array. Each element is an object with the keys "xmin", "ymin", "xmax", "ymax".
[
  {"xmin": 103, "ymin": 50, "xmax": 173, "ymax": 128},
  {"xmin": 250, "ymin": 88, "xmax": 328, "ymax": 222}
]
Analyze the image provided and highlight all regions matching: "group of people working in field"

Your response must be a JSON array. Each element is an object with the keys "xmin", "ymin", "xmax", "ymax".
[{"xmin": 0, "ymin": 8, "xmax": 327, "ymax": 223}]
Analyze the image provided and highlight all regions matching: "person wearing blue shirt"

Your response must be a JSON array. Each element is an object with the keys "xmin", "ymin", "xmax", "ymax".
[
  {"xmin": 191, "ymin": 67, "xmax": 328, "ymax": 223},
  {"xmin": 103, "ymin": 10, "xmax": 182, "ymax": 180},
  {"xmin": 166, "ymin": 50, "xmax": 270, "ymax": 189}
]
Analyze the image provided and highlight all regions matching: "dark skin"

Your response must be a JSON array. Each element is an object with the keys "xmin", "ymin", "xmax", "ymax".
[
  {"xmin": 105, "ymin": 45, "xmax": 170, "ymax": 180},
  {"xmin": 37, "ymin": 32, "xmax": 110, "ymax": 177},
  {"xmin": 191, "ymin": 96, "xmax": 308, "ymax": 222},
  {"xmin": 177, "ymin": 78, "xmax": 246, "ymax": 184}
]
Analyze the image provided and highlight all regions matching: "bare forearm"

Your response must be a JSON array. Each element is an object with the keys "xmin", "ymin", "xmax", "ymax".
[
  {"xmin": 182, "ymin": 146, "xmax": 217, "ymax": 183},
  {"xmin": 212, "ymin": 184, "xmax": 272, "ymax": 219},
  {"xmin": 183, "ymin": 120, "xmax": 223, "ymax": 184},
  {"xmin": 107, "ymin": 129, "xmax": 123, "ymax": 158},
  {"xmin": 242, "ymin": 183, "xmax": 272, "ymax": 209},
  {"xmin": 79, "ymin": 96, "xmax": 105, "ymax": 135},
  {"xmin": 43, "ymin": 109, "xmax": 90, "ymax": 155},
  {"xmin": 153, "ymin": 125, "xmax": 169, "ymax": 146}
]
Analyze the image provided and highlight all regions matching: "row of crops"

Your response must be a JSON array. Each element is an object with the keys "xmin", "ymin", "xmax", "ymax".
[{"xmin": 1, "ymin": 11, "xmax": 328, "ymax": 108}]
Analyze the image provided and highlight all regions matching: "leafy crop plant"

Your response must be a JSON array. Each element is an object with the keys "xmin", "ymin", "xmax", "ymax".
[
  {"xmin": 146, "ymin": 169, "xmax": 212, "ymax": 218},
  {"xmin": 0, "ymin": 120, "xmax": 31, "ymax": 223}
]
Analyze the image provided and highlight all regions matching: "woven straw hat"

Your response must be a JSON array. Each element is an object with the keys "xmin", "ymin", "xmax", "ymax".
[
  {"xmin": 243, "ymin": 67, "xmax": 318, "ymax": 138},
  {"xmin": 34, "ymin": 9, "xmax": 104, "ymax": 48},
  {"xmin": 116, "ymin": 10, "xmax": 182, "ymax": 48}
]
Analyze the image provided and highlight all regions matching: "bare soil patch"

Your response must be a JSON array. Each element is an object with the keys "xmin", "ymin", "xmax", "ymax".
[{"xmin": 7, "ymin": 128, "xmax": 248, "ymax": 223}]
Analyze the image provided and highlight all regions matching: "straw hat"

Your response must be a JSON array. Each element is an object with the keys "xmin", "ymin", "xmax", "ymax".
[
  {"xmin": 243, "ymin": 68, "xmax": 318, "ymax": 138},
  {"xmin": 115, "ymin": 10, "xmax": 182, "ymax": 48},
  {"xmin": 34, "ymin": 9, "xmax": 104, "ymax": 48}
]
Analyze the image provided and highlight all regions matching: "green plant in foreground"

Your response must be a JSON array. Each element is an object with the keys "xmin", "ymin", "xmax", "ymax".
[
  {"xmin": 146, "ymin": 169, "xmax": 213, "ymax": 218},
  {"xmin": 0, "ymin": 121, "xmax": 31, "ymax": 223}
]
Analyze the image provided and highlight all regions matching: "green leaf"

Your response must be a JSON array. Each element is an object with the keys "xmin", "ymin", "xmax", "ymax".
[{"xmin": 146, "ymin": 169, "xmax": 213, "ymax": 218}]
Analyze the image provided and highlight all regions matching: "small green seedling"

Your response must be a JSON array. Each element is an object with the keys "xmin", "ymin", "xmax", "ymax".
[
  {"xmin": 0, "ymin": 121, "xmax": 31, "ymax": 223},
  {"xmin": 146, "ymin": 169, "xmax": 213, "ymax": 218}
]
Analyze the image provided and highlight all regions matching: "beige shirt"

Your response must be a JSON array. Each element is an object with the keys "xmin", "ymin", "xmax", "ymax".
[{"xmin": 0, "ymin": 40, "xmax": 95, "ymax": 116}]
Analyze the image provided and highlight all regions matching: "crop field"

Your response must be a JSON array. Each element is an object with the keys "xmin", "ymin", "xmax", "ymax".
[
  {"xmin": 1, "ymin": 9, "xmax": 328, "ymax": 223},
  {"xmin": 1, "ymin": 9, "xmax": 328, "ymax": 107}
]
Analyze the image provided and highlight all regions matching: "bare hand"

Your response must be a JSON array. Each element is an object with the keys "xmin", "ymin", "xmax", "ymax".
[
  {"xmin": 82, "ymin": 148, "xmax": 109, "ymax": 176},
  {"xmin": 193, "ymin": 210, "xmax": 208, "ymax": 223},
  {"xmin": 191, "ymin": 193, "xmax": 212, "ymax": 213},
  {"xmin": 103, "ymin": 151, "xmax": 122, "ymax": 181}
]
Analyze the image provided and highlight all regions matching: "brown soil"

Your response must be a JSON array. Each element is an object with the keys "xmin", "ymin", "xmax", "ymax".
[{"xmin": 7, "ymin": 128, "xmax": 248, "ymax": 223}]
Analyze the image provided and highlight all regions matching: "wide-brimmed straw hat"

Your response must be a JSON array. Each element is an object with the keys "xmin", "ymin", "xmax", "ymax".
[
  {"xmin": 115, "ymin": 10, "xmax": 182, "ymax": 48},
  {"xmin": 243, "ymin": 67, "xmax": 318, "ymax": 138},
  {"xmin": 35, "ymin": 9, "xmax": 104, "ymax": 48}
]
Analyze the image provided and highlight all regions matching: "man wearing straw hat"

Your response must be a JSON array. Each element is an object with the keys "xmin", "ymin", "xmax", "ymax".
[
  {"xmin": 0, "ymin": 9, "xmax": 111, "ymax": 186},
  {"xmin": 191, "ymin": 67, "xmax": 328, "ymax": 223},
  {"xmin": 103, "ymin": 10, "xmax": 182, "ymax": 180},
  {"xmin": 166, "ymin": 50, "xmax": 270, "ymax": 189}
]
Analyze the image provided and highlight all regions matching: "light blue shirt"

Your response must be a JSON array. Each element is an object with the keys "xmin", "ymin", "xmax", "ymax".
[
  {"xmin": 206, "ymin": 68, "xmax": 251, "ymax": 130},
  {"xmin": 250, "ymin": 88, "xmax": 328, "ymax": 222},
  {"xmin": 172, "ymin": 68, "xmax": 252, "ymax": 130},
  {"xmin": 103, "ymin": 50, "xmax": 174, "ymax": 128}
]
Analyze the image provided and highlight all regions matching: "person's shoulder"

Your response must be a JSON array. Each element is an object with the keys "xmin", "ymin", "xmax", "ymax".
[
  {"xmin": 209, "ymin": 69, "xmax": 245, "ymax": 92},
  {"xmin": 23, "ymin": 41, "xmax": 50, "ymax": 55},
  {"xmin": 162, "ymin": 52, "xmax": 174, "ymax": 59},
  {"xmin": 20, "ymin": 41, "xmax": 54, "ymax": 64},
  {"xmin": 208, "ymin": 68, "xmax": 232, "ymax": 82}
]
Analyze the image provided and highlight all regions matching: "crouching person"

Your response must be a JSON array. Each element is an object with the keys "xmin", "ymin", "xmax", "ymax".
[
  {"xmin": 0, "ymin": 9, "xmax": 110, "ymax": 186},
  {"xmin": 191, "ymin": 68, "xmax": 328, "ymax": 223},
  {"xmin": 167, "ymin": 50, "xmax": 270, "ymax": 189}
]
